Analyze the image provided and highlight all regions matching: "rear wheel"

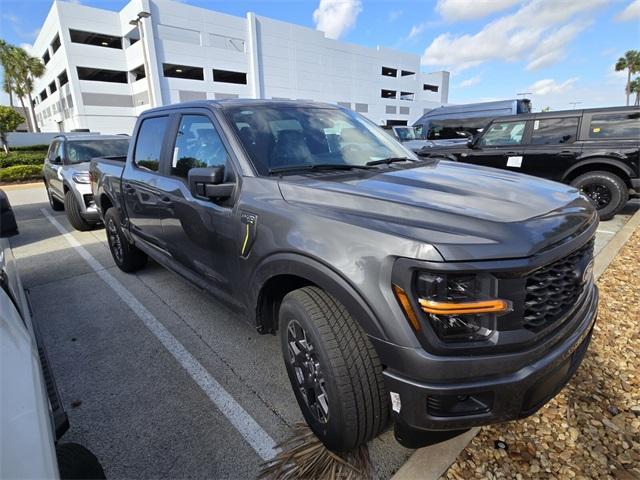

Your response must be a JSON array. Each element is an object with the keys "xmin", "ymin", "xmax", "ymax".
[
  {"xmin": 104, "ymin": 208, "xmax": 147, "ymax": 272},
  {"xmin": 45, "ymin": 181, "xmax": 64, "ymax": 211},
  {"xmin": 571, "ymin": 171, "xmax": 628, "ymax": 221},
  {"xmin": 279, "ymin": 286, "xmax": 389, "ymax": 451},
  {"xmin": 64, "ymin": 191, "xmax": 94, "ymax": 231}
]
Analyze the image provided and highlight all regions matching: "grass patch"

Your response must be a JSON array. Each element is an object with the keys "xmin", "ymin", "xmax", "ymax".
[{"xmin": 0, "ymin": 164, "xmax": 43, "ymax": 183}]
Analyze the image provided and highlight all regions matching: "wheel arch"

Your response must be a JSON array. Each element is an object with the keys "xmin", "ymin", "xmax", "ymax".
[
  {"xmin": 251, "ymin": 253, "xmax": 385, "ymax": 339},
  {"xmin": 562, "ymin": 158, "xmax": 633, "ymax": 188}
]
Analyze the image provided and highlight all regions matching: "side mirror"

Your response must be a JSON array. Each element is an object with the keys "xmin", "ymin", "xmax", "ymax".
[
  {"xmin": 0, "ymin": 190, "xmax": 18, "ymax": 237},
  {"xmin": 188, "ymin": 167, "xmax": 234, "ymax": 201},
  {"xmin": 467, "ymin": 136, "xmax": 477, "ymax": 149},
  {"xmin": 53, "ymin": 155, "xmax": 62, "ymax": 165}
]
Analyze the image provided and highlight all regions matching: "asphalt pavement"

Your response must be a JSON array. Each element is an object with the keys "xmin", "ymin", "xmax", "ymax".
[{"xmin": 5, "ymin": 185, "xmax": 638, "ymax": 480}]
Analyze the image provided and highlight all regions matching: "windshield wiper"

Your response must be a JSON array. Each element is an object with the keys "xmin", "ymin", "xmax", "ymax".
[
  {"xmin": 365, "ymin": 156, "xmax": 416, "ymax": 166},
  {"xmin": 268, "ymin": 163, "xmax": 377, "ymax": 174}
]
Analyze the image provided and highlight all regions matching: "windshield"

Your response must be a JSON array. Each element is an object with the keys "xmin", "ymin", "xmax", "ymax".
[
  {"xmin": 223, "ymin": 106, "xmax": 417, "ymax": 175},
  {"xmin": 67, "ymin": 139, "xmax": 130, "ymax": 164},
  {"xmin": 394, "ymin": 127, "xmax": 420, "ymax": 141}
]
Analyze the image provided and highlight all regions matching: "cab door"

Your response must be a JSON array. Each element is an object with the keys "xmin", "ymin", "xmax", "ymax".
[
  {"xmin": 520, "ymin": 116, "xmax": 581, "ymax": 182},
  {"xmin": 122, "ymin": 114, "xmax": 173, "ymax": 251},
  {"xmin": 155, "ymin": 110, "xmax": 242, "ymax": 300},
  {"xmin": 460, "ymin": 119, "xmax": 527, "ymax": 171},
  {"xmin": 45, "ymin": 140, "xmax": 65, "ymax": 197}
]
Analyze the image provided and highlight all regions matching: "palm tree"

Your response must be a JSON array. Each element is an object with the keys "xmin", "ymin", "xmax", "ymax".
[
  {"xmin": 629, "ymin": 77, "xmax": 640, "ymax": 106},
  {"xmin": 0, "ymin": 40, "xmax": 16, "ymax": 109},
  {"xmin": 615, "ymin": 50, "xmax": 640, "ymax": 106}
]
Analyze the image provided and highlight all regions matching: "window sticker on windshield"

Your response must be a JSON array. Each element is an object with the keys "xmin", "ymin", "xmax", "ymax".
[
  {"xmin": 592, "ymin": 127, "xmax": 601, "ymax": 133},
  {"xmin": 172, "ymin": 147, "xmax": 179, "ymax": 168},
  {"xmin": 534, "ymin": 120, "xmax": 540, "ymax": 130},
  {"xmin": 507, "ymin": 156, "xmax": 523, "ymax": 168}
]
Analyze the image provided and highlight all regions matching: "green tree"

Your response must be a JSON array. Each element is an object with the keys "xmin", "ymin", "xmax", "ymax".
[
  {"xmin": 629, "ymin": 77, "xmax": 640, "ymax": 106},
  {"xmin": 0, "ymin": 41, "xmax": 45, "ymax": 132},
  {"xmin": 615, "ymin": 50, "xmax": 640, "ymax": 106},
  {"xmin": 0, "ymin": 105, "xmax": 24, "ymax": 153}
]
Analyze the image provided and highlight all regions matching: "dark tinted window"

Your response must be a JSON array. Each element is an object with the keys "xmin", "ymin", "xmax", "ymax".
[
  {"xmin": 77, "ymin": 67, "xmax": 127, "ymax": 83},
  {"xmin": 212, "ymin": 69, "xmax": 246, "ymax": 84},
  {"xmin": 67, "ymin": 139, "xmax": 129, "ymax": 164},
  {"xmin": 530, "ymin": 117, "xmax": 579, "ymax": 145},
  {"xmin": 427, "ymin": 117, "xmax": 491, "ymax": 140},
  {"xmin": 171, "ymin": 115, "xmax": 232, "ymax": 179},
  {"xmin": 134, "ymin": 117, "xmax": 169, "ymax": 172},
  {"xmin": 70, "ymin": 29, "xmax": 122, "ymax": 49},
  {"xmin": 478, "ymin": 120, "xmax": 526, "ymax": 146},
  {"xmin": 163, "ymin": 63, "xmax": 204, "ymax": 80},
  {"xmin": 589, "ymin": 112, "xmax": 640, "ymax": 138}
]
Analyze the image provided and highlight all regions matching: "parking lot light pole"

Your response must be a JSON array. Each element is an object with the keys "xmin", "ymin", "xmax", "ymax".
[{"xmin": 129, "ymin": 11, "xmax": 155, "ymax": 107}]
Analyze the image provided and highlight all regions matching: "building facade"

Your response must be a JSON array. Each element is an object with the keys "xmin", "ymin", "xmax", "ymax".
[{"xmin": 29, "ymin": 0, "xmax": 450, "ymax": 134}]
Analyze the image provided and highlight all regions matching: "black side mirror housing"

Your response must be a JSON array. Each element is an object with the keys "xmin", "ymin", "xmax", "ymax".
[
  {"xmin": 188, "ymin": 167, "xmax": 234, "ymax": 201},
  {"xmin": 467, "ymin": 136, "xmax": 477, "ymax": 149},
  {"xmin": 54, "ymin": 156, "xmax": 62, "ymax": 164},
  {"xmin": 0, "ymin": 190, "xmax": 18, "ymax": 237}
]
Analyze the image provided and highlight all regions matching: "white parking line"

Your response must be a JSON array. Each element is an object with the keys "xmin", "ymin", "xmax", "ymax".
[{"xmin": 41, "ymin": 209, "xmax": 279, "ymax": 461}]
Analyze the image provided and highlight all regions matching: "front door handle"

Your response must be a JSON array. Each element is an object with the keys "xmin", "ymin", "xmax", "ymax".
[
  {"xmin": 123, "ymin": 183, "xmax": 136, "ymax": 193},
  {"xmin": 158, "ymin": 196, "xmax": 173, "ymax": 207},
  {"xmin": 558, "ymin": 151, "xmax": 574, "ymax": 157}
]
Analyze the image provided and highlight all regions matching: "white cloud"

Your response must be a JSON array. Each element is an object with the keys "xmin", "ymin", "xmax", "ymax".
[
  {"xmin": 422, "ymin": 0, "xmax": 606, "ymax": 72},
  {"xmin": 528, "ymin": 77, "xmax": 578, "ymax": 95},
  {"xmin": 313, "ymin": 0, "xmax": 362, "ymax": 40},
  {"xmin": 616, "ymin": 0, "xmax": 640, "ymax": 21},
  {"xmin": 388, "ymin": 9, "xmax": 403, "ymax": 22},
  {"xmin": 458, "ymin": 74, "xmax": 482, "ymax": 87},
  {"xmin": 436, "ymin": 0, "xmax": 521, "ymax": 21},
  {"xmin": 408, "ymin": 22, "xmax": 427, "ymax": 39}
]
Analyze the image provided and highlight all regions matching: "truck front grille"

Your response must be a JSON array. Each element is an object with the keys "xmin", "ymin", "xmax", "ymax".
[{"xmin": 523, "ymin": 239, "xmax": 594, "ymax": 331}]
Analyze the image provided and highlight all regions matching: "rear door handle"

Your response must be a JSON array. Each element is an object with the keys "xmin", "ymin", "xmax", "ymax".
[{"xmin": 559, "ymin": 151, "xmax": 574, "ymax": 157}]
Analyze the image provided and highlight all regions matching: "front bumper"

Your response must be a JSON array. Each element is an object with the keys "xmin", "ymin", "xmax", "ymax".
[{"xmin": 379, "ymin": 284, "xmax": 598, "ymax": 444}]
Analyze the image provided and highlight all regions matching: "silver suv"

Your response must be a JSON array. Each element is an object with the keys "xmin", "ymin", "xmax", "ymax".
[{"xmin": 43, "ymin": 135, "xmax": 129, "ymax": 230}]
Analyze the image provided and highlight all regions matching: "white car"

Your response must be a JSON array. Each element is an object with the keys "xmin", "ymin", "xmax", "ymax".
[{"xmin": 0, "ymin": 189, "xmax": 105, "ymax": 479}]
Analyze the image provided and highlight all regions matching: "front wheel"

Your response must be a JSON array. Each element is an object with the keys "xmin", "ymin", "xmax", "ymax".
[
  {"xmin": 104, "ymin": 208, "xmax": 147, "ymax": 272},
  {"xmin": 571, "ymin": 171, "xmax": 628, "ymax": 221},
  {"xmin": 64, "ymin": 191, "xmax": 95, "ymax": 231},
  {"xmin": 279, "ymin": 286, "xmax": 389, "ymax": 451}
]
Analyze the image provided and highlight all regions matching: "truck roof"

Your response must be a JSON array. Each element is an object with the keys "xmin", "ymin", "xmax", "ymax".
[
  {"xmin": 139, "ymin": 99, "xmax": 342, "ymax": 115},
  {"xmin": 53, "ymin": 134, "xmax": 130, "ymax": 142}
]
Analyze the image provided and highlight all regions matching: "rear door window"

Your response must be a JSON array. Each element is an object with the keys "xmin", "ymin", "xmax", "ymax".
[
  {"xmin": 588, "ymin": 112, "xmax": 640, "ymax": 139},
  {"xmin": 478, "ymin": 120, "xmax": 526, "ymax": 146},
  {"xmin": 530, "ymin": 117, "xmax": 579, "ymax": 145},
  {"xmin": 134, "ymin": 116, "xmax": 169, "ymax": 172}
]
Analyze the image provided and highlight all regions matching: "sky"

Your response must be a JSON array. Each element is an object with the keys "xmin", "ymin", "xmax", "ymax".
[{"xmin": 1, "ymin": 0, "xmax": 639, "ymax": 111}]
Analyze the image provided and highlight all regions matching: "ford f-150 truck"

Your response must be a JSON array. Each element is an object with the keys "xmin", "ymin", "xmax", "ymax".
[{"xmin": 90, "ymin": 100, "xmax": 599, "ymax": 451}]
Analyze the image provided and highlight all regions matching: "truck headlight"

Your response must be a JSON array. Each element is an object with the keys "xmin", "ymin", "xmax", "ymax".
[
  {"xmin": 72, "ymin": 173, "xmax": 91, "ymax": 184},
  {"xmin": 415, "ymin": 273, "xmax": 510, "ymax": 343}
]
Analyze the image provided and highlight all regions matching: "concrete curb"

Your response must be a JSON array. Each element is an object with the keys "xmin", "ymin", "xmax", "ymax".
[
  {"xmin": 0, "ymin": 181, "xmax": 43, "ymax": 191},
  {"xmin": 391, "ymin": 208, "xmax": 640, "ymax": 480}
]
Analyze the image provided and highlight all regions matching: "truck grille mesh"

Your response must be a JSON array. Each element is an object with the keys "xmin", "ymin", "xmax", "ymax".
[{"xmin": 523, "ymin": 239, "xmax": 594, "ymax": 331}]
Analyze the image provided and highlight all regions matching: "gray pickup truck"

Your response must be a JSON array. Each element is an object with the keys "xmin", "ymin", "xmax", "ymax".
[{"xmin": 91, "ymin": 100, "xmax": 599, "ymax": 450}]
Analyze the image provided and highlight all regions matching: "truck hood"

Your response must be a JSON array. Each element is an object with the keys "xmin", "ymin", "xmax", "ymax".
[{"xmin": 278, "ymin": 160, "xmax": 596, "ymax": 261}]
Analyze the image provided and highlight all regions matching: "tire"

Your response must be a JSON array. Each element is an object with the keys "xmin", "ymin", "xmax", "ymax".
[
  {"xmin": 104, "ymin": 207, "xmax": 148, "ymax": 272},
  {"xmin": 64, "ymin": 191, "xmax": 94, "ymax": 231},
  {"xmin": 45, "ymin": 181, "xmax": 64, "ymax": 211},
  {"xmin": 279, "ymin": 286, "xmax": 389, "ymax": 451},
  {"xmin": 56, "ymin": 442, "xmax": 106, "ymax": 480},
  {"xmin": 570, "ymin": 171, "xmax": 628, "ymax": 221}
]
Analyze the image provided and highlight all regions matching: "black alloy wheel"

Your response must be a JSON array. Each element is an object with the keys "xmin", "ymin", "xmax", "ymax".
[
  {"xmin": 106, "ymin": 217, "xmax": 124, "ymax": 264},
  {"xmin": 581, "ymin": 182, "xmax": 612, "ymax": 209},
  {"xmin": 286, "ymin": 319, "xmax": 330, "ymax": 424}
]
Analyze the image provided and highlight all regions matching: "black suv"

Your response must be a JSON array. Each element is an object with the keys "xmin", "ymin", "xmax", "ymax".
[
  {"xmin": 91, "ymin": 100, "xmax": 598, "ymax": 451},
  {"xmin": 418, "ymin": 106, "xmax": 640, "ymax": 220}
]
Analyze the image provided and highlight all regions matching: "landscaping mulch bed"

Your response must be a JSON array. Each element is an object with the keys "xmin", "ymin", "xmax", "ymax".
[{"xmin": 443, "ymin": 228, "xmax": 640, "ymax": 480}]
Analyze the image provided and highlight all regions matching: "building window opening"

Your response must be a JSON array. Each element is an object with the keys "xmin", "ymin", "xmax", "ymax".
[
  {"xmin": 381, "ymin": 89, "xmax": 397, "ymax": 99},
  {"xmin": 70, "ymin": 29, "xmax": 123, "ymax": 49},
  {"xmin": 40, "ymin": 90, "xmax": 48, "ymax": 102},
  {"xmin": 423, "ymin": 84, "xmax": 439, "ymax": 92},
  {"xmin": 381, "ymin": 66, "xmax": 397, "ymax": 77},
  {"xmin": 77, "ymin": 66, "xmax": 128, "ymax": 83},
  {"xmin": 401, "ymin": 70, "xmax": 414, "ymax": 77},
  {"xmin": 126, "ymin": 27, "xmax": 140, "ymax": 46},
  {"xmin": 212, "ymin": 68, "xmax": 247, "ymax": 84},
  {"xmin": 49, "ymin": 81, "xmax": 57, "ymax": 94},
  {"xmin": 51, "ymin": 34, "xmax": 61, "ymax": 54},
  {"xmin": 400, "ymin": 91, "xmax": 414, "ymax": 101},
  {"xmin": 42, "ymin": 50, "xmax": 50, "ymax": 65},
  {"xmin": 131, "ymin": 65, "xmax": 146, "ymax": 82},
  {"xmin": 58, "ymin": 70, "xmax": 68, "ymax": 87},
  {"xmin": 387, "ymin": 120, "xmax": 408, "ymax": 126},
  {"xmin": 163, "ymin": 63, "xmax": 204, "ymax": 80}
]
